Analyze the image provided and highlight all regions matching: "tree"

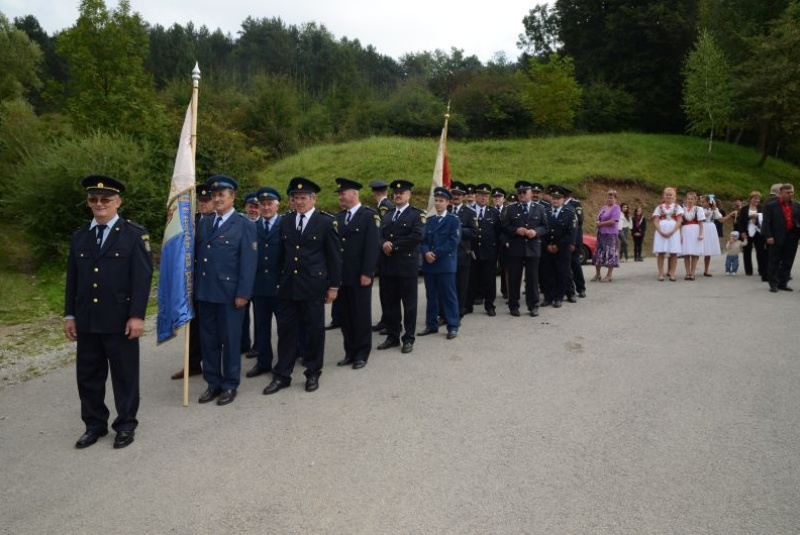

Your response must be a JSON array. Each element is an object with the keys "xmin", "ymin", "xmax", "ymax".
[
  {"xmin": 682, "ymin": 29, "xmax": 733, "ymax": 162},
  {"xmin": 737, "ymin": 2, "xmax": 800, "ymax": 166},
  {"xmin": 55, "ymin": 0, "xmax": 164, "ymax": 138},
  {"xmin": 577, "ymin": 81, "xmax": 636, "ymax": 132},
  {"xmin": 0, "ymin": 13, "xmax": 43, "ymax": 102},
  {"xmin": 517, "ymin": 4, "xmax": 562, "ymax": 58},
  {"xmin": 519, "ymin": 54, "xmax": 582, "ymax": 133}
]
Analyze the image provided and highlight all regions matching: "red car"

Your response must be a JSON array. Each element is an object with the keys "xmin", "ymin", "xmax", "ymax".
[{"xmin": 580, "ymin": 234, "xmax": 596, "ymax": 264}]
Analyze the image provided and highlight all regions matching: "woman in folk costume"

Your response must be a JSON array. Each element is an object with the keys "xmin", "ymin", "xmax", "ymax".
[
  {"xmin": 652, "ymin": 187, "xmax": 684, "ymax": 281},
  {"xmin": 680, "ymin": 191, "xmax": 705, "ymax": 280},
  {"xmin": 699, "ymin": 194, "xmax": 723, "ymax": 276}
]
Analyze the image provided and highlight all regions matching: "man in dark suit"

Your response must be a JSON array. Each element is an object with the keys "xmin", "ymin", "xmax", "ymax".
[
  {"xmin": 376, "ymin": 180, "xmax": 425, "ymax": 354},
  {"xmin": 195, "ymin": 175, "xmax": 257, "ymax": 406},
  {"xmin": 171, "ymin": 183, "xmax": 213, "ymax": 380},
  {"xmin": 263, "ymin": 177, "xmax": 342, "ymax": 394},
  {"xmin": 64, "ymin": 175, "xmax": 153, "ymax": 449},
  {"xmin": 240, "ymin": 192, "xmax": 260, "ymax": 358},
  {"xmin": 333, "ymin": 178, "xmax": 381, "ymax": 369},
  {"xmin": 541, "ymin": 185, "xmax": 577, "ymax": 308},
  {"xmin": 369, "ymin": 180, "xmax": 394, "ymax": 333},
  {"xmin": 245, "ymin": 186, "xmax": 283, "ymax": 378},
  {"xmin": 418, "ymin": 187, "xmax": 461, "ymax": 338},
  {"xmin": 493, "ymin": 187, "xmax": 509, "ymax": 299},
  {"xmin": 501, "ymin": 180, "xmax": 548, "ymax": 317},
  {"xmin": 448, "ymin": 181, "xmax": 478, "ymax": 316},
  {"xmin": 468, "ymin": 183, "xmax": 501, "ymax": 316},
  {"xmin": 564, "ymin": 187, "xmax": 586, "ymax": 298},
  {"xmin": 762, "ymin": 183, "xmax": 800, "ymax": 292}
]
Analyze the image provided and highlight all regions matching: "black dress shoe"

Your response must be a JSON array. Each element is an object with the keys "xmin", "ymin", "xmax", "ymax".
[
  {"xmin": 337, "ymin": 357, "xmax": 355, "ymax": 366},
  {"xmin": 474, "ymin": 298, "xmax": 484, "ymax": 305},
  {"xmin": 113, "ymin": 431, "xmax": 135, "ymax": 449},
  {"xmin": 437, "ymin": 317, "xmax": 447, "ymax": 326},
  {"xmin": 578, "ymin": 291, "xmax": 586, "ymax": 298},
  {"xmin": 401, "ymin": 342, "xmax": 414, "ymax": 353},
  {"xmin": 377, "ymin": 338, "xmax": 400, "ymax": 350},
  {"xmin": 779, "ymin": 285, "xmax": 794, "ymax": 291},
  {"xmin": 75, "ymin": 429, "xmax": 108, "ymax": 449},
  {"xmin": 379, "ymin": 328, "xmax": 388, "ymax": 336},
  {"xmin": 198, "ymin": 387, "xmax": 221, "ymax": 404},
  {"xmin": 371, "ymin": 323, "xmax": 385, "ymax": 332},
  {"xmin": 245, "ymin": 365, "xmax": 269, "ymax": 378},
  {"xmin": 263, "ymin": 378, "xmax": 290, "ymax": 395},
  {"xmin": 566, "ymin": 295, "xmax": 577, "ymax": 303},
  {"xmin": 244, "ymin": 349, "xmax": 258, "ymax": 359},
  {"xmin": 171, "ymin": 367, "xmax": 202, "ymax": 380},
  {"xmin": 510, "ymin": 309, "xmax": 520, "ymax": 317},
  {"xmin": 325, "ymin": 322, "xmax": 341, "ymax": 330},
  {"xmin": 769, "ymin": 286, "xmax": 779, "ymax": 293},
  {"xmin": 540, "ymin": 300, "xmax": 552, "ymax": 307},
  {"xmin": 446, "ymin": 331, "xmax": 458, "ymax": 340},
  {"xmin": 416, "ymin": 328, "xmax": 438, "ymax": 336},
  {"xmin": 217, "ymin": 389, "xmax": 237, "ymax": 405},
  {"xmin": 529, "ymin": 307, "xmax": 539, "ymax": 317},
  {"xmin": 553, "ymin": 301, "xmax": 563, "ymax": 308},
  {"xmin": 352, "ymin": 360, "xmax": 367, "ymax": 369},
  {"xmin": 487, "ymin": 308, "xmax": 496, "ymax": 317},
  {"xmin": 305, "ymin": 376, "xmax": 319, "ymax": 392}
]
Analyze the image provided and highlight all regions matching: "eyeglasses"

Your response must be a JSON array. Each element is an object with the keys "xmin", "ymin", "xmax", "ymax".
[{"xmin": 87, "ymin": 196, "xmax": 116, "ymax": 205}]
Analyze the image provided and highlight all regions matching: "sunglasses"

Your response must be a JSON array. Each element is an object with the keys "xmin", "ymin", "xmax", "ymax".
[{"xmin": 87, "ymin": 196, "xmax": 117, "ymax": 205}]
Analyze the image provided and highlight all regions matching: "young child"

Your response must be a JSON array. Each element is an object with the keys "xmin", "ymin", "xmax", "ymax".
[{"xmin": 724, "ymin": 231, "xmax": 747, "ymax": 275}]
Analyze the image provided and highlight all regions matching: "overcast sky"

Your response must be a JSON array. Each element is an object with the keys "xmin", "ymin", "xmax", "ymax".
[{"xmin": 0, "ymin": 0, "xmax": 537, "ymax": 62}]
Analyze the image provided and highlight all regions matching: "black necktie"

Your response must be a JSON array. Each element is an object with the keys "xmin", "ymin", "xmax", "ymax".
[
  {"xmin": 479, "ymin": 208, "xmax": 484, "ymax": 220},
  {"xmin": 212, "ymin": 216, "xmax": 222, "ymax": 232},
  {"xmin": 345, "ymin": 211, "xmax": 352, "ymax": 225},
  {"xmin": 264, "ymin": 219, "xmax": 270, "ymax": 233},
  {"xmin": 393, "ymin": 210, "xmax": 400, "ymax": 222},
  {"xmin": 95, "ymin": 224, "xmax": 107, "ymax": 249},
  {"xmin": 522, "ymin": 203, "xmax": 529, "ymax": 216},
  {"xmin": 297, "ymin": 213, "xmax": 305, "ymax": 233}
]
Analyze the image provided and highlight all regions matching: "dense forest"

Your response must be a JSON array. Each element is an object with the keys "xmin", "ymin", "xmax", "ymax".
[{"xmin": 1, "ymin": 0, "xmax": 799, "ymax": 262}]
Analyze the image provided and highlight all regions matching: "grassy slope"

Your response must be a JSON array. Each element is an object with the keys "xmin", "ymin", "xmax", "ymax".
[{"xmin": 257, "ymin": 133, "xmax": 800, "ymax": 212}]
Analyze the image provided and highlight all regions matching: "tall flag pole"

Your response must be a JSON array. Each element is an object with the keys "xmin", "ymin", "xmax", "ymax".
[
  {"xmin": 156, "ymin": 63, "xmax": 200, "ymax": 407},
  {"xmin": 426, "ymin": 101, "xmax": 451, "ymax": 215}
]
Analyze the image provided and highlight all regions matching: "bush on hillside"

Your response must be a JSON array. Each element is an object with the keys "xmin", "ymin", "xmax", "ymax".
[{"xmin": 577, "ymin": 81, "xmax": 637, "ymax": 133}]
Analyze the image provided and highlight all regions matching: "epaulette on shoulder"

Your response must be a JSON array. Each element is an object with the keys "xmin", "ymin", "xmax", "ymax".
[
  {"xmin": 318, "ymin": 210, "xmax": 335, "ymax": 219},
  {"xmin": 281, "ymin": 210, "xmax": 296, "ymax": 217},
  {"xmin": 408, "ymin": 205, "xmax": 425, "ymax": 213},
  {"xmin": 126, "ymin": 220, "xmax": 146, "ymax": 232},
  {"xmin": 361, "ymin": 205, "xmax": 379, "ymax": 214}
]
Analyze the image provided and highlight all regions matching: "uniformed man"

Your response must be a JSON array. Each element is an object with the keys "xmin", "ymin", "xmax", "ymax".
[
  {"xmin": 333, "ymin": 178, "xmax": 381, "ymax": 369},
  {"xmin": 263, "ymin": 177, "xmax": 342, "ymax": 394},
  {"xmin": 376, "ymin": 180, "xmax": 425, "ymax": 354},
  {"xmin": 65, "ymin": 175, "xmax": 153, "ymax": 449},
  {"xmin": 492, "ymin": 187, "xmax": 507, "ymax": 215},
  {"xmin": 531, "ymin": 182, "xmax": 551, "ymax": 211},
  {"xmin": 541, "ymin": 185, "xmax": 577, "ymax": 308},
  {"xmin": 240, "ymin": 192, "xmax": 260, "ymax": 358},
  {"xmin": 369, "ymin": 179, "xmax": 393, "ymax": 333},
  {"xmin": 195, "ymin": 175, "xmax": 257, "ymax": 406},
  {"xmin": 465, "ymin": 183, "xmax": 478, "ymax": 210},
  {"xmin": 493, "ymin": 187, "xmax": 509, "ymax": 299},
  {"xmin": 468, "ymin": 183, "xmax": 501, "ymax": 316},
  {"xmin": 245, "ymin": 186, "xmax": 282, "ymax": 379},
  {"xmin": 565, "ymin": 186, "xmax": 587, "ymax": 298},
  {"xmin": 448, "ymin": 181, "xmax": 478, "ymax": 316},
  {"xmin": 418, "ymin": 187, "xmax": 460, "ymax": 339},
  {"xmin": 171, "ymin": 183, "xmax": 213, "ymax": 380},
  {"xmin": 501, "ymin": 180, "xmax": 548, "ymax": 317}
]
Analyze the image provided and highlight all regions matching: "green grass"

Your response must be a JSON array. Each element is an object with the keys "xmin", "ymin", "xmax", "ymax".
[
  {"xmin": 256, "ymin": 133, "xmax": 800, "ymax": 212},
  {"xmin": 0, "ymin": 264, "xmax": 65, "ymax": 324}
]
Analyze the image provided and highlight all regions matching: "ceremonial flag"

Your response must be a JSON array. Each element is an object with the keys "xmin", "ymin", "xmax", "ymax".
[
  {"xmin": 157, "ymin": 103, "xmax": 196, "ymax": 343},
  {"xmin": 426, "ymin": 107, "xmax": 451, "ymax": 214}
]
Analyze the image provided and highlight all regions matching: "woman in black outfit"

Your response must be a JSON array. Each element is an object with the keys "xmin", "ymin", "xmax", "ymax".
[
  {"xmin": 631, "ymin": 206, "xmax": 647, "ymax": 261},
  {"xmin": 736, "ymin": 191, "xmax": 768, "ymax": 279}
]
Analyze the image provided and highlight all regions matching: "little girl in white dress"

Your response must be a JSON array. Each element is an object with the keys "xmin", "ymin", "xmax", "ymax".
[
  {"xmin": 652, "ymin": 187, "xmax": 684, "ymax": 281},
  {"xmin": 699, "ymin": 195, "xmax": 722, "ymax": 276},
  {"xmin": 680, "ymin": 192, "xmax": 705, "ymax": 280}
]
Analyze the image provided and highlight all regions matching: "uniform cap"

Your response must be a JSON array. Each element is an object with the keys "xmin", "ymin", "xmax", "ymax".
[
  {"xmin": 195, "ymin": 184, "xmax": 211, "ymax": 200},
  {"xmin": 82, "ymin": 175, "xmax": 125, "ymax": 195},
  {"xmin": 207, "ymin": 175, "xmax": 238, "ymax": 191},
  {"xmin": 335, "ymin": 177, "xmax": 363, "ymax": 192},
  {"xmin": 244, "ymin": 192, "xmax": 259, "ymax": 205},
  {"xmin": 369, "ymin": 180, "xmax": 389, "ymax": 190},
  {"xmin": 433, "ymin": 186, "xmax": 452, "ymax": 199},
  {"xmin": 491, "ymin": 187, "xmax": 506, "ymax": 197},
  {"xmin": 474, "ymin": 183, "xmax": 492, "ymax": 194},
  {"xmin": 390, "ymin": 179, "xmax": 414, "ymax": 191},
  {"xmin": 514, "ymin": 180, "xmax": 532, "ymax": 192},
  {"xmin": 287, "ymin": 176, "xmax": 321, "ymax": 194},
  {"xmin": 256, "ymin": 186, "xmax": 281, "ymax": 201},
  {"xmin": 450, "ymin": 181, "xmax": 467, "ymax": 194}
]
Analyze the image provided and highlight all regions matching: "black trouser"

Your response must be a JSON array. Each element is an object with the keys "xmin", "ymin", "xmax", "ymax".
[
  {"xmin": 274, "ymin": 297, "xmax": 325, "ymax": 382},
  {"xmin": 468, "ymin": 258, "xmax": 497, "ymax": 310},
  {"xmin": 330, "ymin": 299, "xmax": 341, "ymax": 324},
  {"xmin": 506, "ymin": 256, "xmax": 540, "ymax": 311},
  {"xmin": 240, "ymin": 301, "xmax": 253, "ymax": 353},
  {"xmin": 76, "ymin": 332, "xmax": 139, "ymax": 433},
  {"xmin": 743, "ymin": 232, "xmax": 768, "ymax": 278},
  {"xmin": 381, "ymin": 275, "xmax": 418, "ymax": 344},
  {"xmin": 767, "ymin": 232, "xmax": 799, "ymax": 289},
  {"xmin": 252, "ymin": 295, "xmax": 277, "ymax": 372},
  {"xmin": 339, "ymin": 284, "xmax": 373, "ymax": 362},
  {"xmin": 187, "ymin": 307, "xmax": 202, "ymax": 371},
  {"xmin": 456, "ymin": 264, "xmax": 471, "ymax": 314},
  {"xmin": 541, "ymin": 248, "xmax": 571, "ymax": 303},
  {"xmin": 633, "ymin": 235, "xmax": 644, "ymax": 259},
  {"xmin": 569, "ymin": 249, "xmax": 585, "ymax": 294}
]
